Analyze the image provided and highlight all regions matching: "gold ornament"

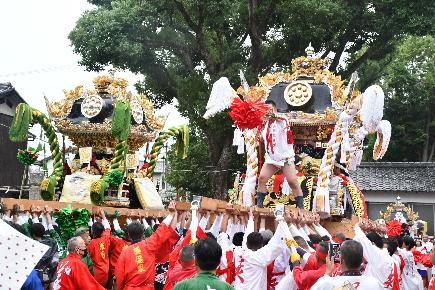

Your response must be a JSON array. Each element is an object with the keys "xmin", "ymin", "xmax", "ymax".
[{"xmin": 284, "ymin": 81, "xmax": 312, "ymax": 106}]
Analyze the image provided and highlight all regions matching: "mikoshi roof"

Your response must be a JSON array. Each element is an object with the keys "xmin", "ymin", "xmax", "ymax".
[{"xmin": 351, "ymin": 162, "xmax": 435, "ymax": 192}]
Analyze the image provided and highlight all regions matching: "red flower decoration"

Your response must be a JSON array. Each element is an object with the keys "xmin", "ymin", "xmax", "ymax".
[
  {"xmin": 241, "ymin": 173, "xmax": 246, "ymax": 180},
  {"xmin": 228, "ymin": 98, "xmax": 269, "ymax": 130},
  {"xmin": 386, "ymin": 219, "xmax": 402, "ymax": 237},
  {"xmin": 313, "ymin": 177, "xmax": 318, "ymax": 183},
  {"xmin": 69, "ymin": 213, "xmax": 75, "ymax": 217}
]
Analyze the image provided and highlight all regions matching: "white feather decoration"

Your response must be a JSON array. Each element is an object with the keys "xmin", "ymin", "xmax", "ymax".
[
  {"xmin": 373, "ymin": 120, "xmax": 392, "ymax": 160},
  {"xmin": 203, "ymin": 77, "xmax": 235, "ymax": 119},
  {"xmin": 360, "ymin": 85, "xmax": 385, "ymax": 134},
  {"xmin": 239, "ymin": 70, "xmax": 250, "ymax": 93}
]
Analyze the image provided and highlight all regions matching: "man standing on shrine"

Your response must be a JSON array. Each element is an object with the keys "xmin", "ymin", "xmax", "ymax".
[
  {"xmin": 257, "ymin": 100, "xmax": 305, "ymax": 209},
  {"xmin": 115, "ymin": 202, "xmax": 180, "ymax": 290},
  {"xmin": 173, "ymin": 237, "xmax": 235, "ymax": 290},
  {"xmin": 53, "ymin": 236, "xmax": 105, "ymax": 289}
]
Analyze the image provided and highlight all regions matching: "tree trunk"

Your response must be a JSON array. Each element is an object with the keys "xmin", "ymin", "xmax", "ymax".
[
  {"xmin": 205, "ymin": 132, "xmax": 233, "ymax": 200},
  {"xmin": 422, "ymin": 111, "xmax": 432, "ymax": 161}
]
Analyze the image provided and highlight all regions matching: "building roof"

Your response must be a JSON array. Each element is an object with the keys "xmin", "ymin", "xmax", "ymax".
[
  {"xmin": 0, "ymin": 82, "xmax": 26, "ymax": 104},
  {"xmin": 351, "ymin": 162, "xmax": 435, "ymax": 192}
]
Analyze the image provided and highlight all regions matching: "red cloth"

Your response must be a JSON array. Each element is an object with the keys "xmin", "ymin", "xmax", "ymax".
[
  {"xmin": 87, "ymin": 228, "xmax": 111, "ymax": 285},
  {"xmin": 115, "ymin": 223, "xmax": 179, "ymax": 290},
  {"xmin": 109, "ymin": 236, "xmax": 130, "ymax": 275},
  {"xmin": 273, "ymin": 174, "xmax": 285, "ymax": 193},
  {"xmin": 412, "ymin": 248, "xmax": 433, "ymax": 267},
  {"xmin": 293, "ymin": 263, "xmax": 326, "ymax": 290},
  {"xmin": 55, "ymin": 253, "xmax": 105, "ymax": 290}
]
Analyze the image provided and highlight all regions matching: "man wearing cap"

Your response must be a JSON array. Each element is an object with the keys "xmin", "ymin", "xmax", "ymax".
[{"xmin": 256, "ymin": 100, "xmax": 305, "ymax": 209}]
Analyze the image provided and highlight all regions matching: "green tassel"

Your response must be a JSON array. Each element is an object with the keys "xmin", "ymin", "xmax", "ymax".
[
  {"xmin": 9, "ymin": 103, "xmax": 31, "ymax": 142},
  {"xmin": 112, "ymin": 100, "xmax": 126, "ymax": 139}
]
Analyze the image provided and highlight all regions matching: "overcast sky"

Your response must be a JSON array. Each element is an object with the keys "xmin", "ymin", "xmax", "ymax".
[{"xmin": 0, "ymin": 0, "xmax": 187, "ymax": 129}]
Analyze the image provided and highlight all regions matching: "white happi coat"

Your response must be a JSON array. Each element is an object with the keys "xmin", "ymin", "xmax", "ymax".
[
  {"xmin": 353, "ymin": 226, "xmax": 399, "ymax": 289},
  {"xmin": 398, "ymin": 248, "xmax": 424, "ymax": 290},
  {"xmin": 312, "ymin": 274, "xmax": 383, "ymax": 290},
  {"xmin": 233, "ymin": 219, "xmax": 287, "ymax": 290},
  {"xmin": 262, "ymin": 118, "xmax": 294, "ymax": 165}
]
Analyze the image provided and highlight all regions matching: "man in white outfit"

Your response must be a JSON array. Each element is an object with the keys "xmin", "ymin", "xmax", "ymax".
[
  {"xmin": 353, "ymin": 225, "xmax": 400, "ymax": 289},
  {"xmin": 233, "ymin": 209, "xmax": 288, "ymax": 290},
  {"xmin": 312, "ymin": 240, "xmax": 383, "ymax": 290}
]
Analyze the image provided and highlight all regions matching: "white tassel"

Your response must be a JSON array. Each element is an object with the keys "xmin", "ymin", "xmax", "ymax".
[
  {"xmin": 203, "ymin": 77, "xmax": 235, "ymax": 119},
  {"xmin": 360, "ymin": 85, "xmax": 385, "ymax": 134}
]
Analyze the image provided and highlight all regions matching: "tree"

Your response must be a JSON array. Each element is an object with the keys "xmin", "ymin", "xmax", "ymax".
[
  {"xmin": 360, "ymin": 35, "xmax": 435, "ymax": 162},
  {"xmin": 69, "ymin": 0, "xmax": 434, "ymax": 198}
]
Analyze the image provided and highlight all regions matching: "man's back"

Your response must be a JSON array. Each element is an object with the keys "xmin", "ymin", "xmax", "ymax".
[
  {"xmin": 173, "ymin": 272, "xmax": 234, "ymax": 290},
  {"xmin": 312, "ymin": 275, "xmax": 383, "ymax": 290}
]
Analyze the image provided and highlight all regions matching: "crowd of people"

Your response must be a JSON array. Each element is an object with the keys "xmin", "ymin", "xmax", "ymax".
[{"xmin": 2, "ymin": 202, "xmax": 435, "ymax": 290}]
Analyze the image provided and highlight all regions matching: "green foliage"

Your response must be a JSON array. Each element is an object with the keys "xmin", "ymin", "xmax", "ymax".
[
  {"xmin": 54, "ymin": 205, "xmax": 90, "ymax": 241},
  {"xmin": 70, "ymin": 0, "xmax": 434, "ymax": 196},
  {"xmin": 108, "ymin": 170, "xmax": 123, "ymax": 188},
  {"xmin": 360, "ymin": 35, "xmax": 435, "ymax": 161}
]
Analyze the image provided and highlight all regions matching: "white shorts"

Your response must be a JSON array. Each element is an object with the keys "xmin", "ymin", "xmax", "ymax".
[{"xmin": 264, "ymin": 153, "xmax": 295, "ymax": 167}]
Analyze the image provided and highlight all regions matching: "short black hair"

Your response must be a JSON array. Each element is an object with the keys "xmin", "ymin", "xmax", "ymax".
[
  {"xmin": 308, "ymin": 234, "xmax": 322, "ymax": 245},
  {"xmin": 404, "ymin": 236, "xmax": 416, "ymax": 250},
  {"xmin": 396, "ymin": 236, "xmax": 404, "ymax": 248},
  {"xmin": 246, "ymin": 232, "xmax": 263, "ymax": 251},
  {"xmin": 194, "ymin": 237, "xmax": 222, "ymax": 271},
  {"xmin": 232, "ymin": 232, "xmax": 244, "ymax": 247},
  {"xmin": 321, "ymin": 235, "xmax": 331, "ymax": 242},
  {"xmin": 30, "ymin": 223, "xmax": 46, "ymax": 239},
  {"xmin": 387, "ymin": 238, "xmax": 398, "ymax": 256},
  {"xmin": 126, "ymin": 221, "xmax": 144, "ymax": 243},
  {"xmin": 206, "ymin": 232, "xmax": 217, "ymax": 241},
  {"xmin": 340, "ymin": 240, "xmax": 363, "ymax": 269},
  {"xmin": 294, "ymin": 236, "xmax": 308, "ymax": 250},
  {"xmin": 91, "ymin": 222, "xmax": 105, "ymax": 238},
  {"xmin": 366, "ymin": 232, "xmax": 383, "ymax": 249}
]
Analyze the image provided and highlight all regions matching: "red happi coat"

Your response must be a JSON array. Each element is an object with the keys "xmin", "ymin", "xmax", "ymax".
[
  {"xmin": 109, "ymin": 236, "xmax": 130, "ymax": 275},
  {"xmin": 88, "ymin": 228, "xmax": 111, "ymax": 285},
  {"xmin": 115, "ymin": 223, "xmax": 179, "ymax": 290},
  {"xmin": 54, "ymin": 253, "xmax": 105, "ymax": 290}
]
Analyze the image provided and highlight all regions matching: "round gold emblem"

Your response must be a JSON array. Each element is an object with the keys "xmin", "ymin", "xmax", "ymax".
[
  {"xmin": 81, "ymin": 94, "xmax": 104, "ymax": 118},
  {"xmin": 284, "ymin": 81, "xmax": 312, "ymax": 106}
]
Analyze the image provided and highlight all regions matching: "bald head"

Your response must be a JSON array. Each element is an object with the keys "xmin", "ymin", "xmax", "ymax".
[{"xmin": 179, "ymin": 245, "xmax": 195, "ymax": 263}]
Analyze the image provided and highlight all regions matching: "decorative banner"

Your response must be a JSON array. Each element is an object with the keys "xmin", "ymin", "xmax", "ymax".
[
  {"xmin": 133, "ymin": 178, "xmax": 164, "ymax": 209},
  {"xmin": 79, "ymin": 147, "xmax": 92, "ymax": 164},
  {"xmin": 126, "ymin": 153, "xmax": 138, "ymax": 170},
  {"xmin": 60, "ymin": 173, "xmax": 102, "ymax": 204},
  {"xmin": 0, "ymin": 220, "xmax": 49, "ymax": 289}
]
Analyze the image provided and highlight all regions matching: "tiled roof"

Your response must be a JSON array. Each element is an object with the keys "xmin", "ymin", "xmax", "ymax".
[{"xmin": 351, "ymin": 162, "xmax": 435, "ymax": 192}]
